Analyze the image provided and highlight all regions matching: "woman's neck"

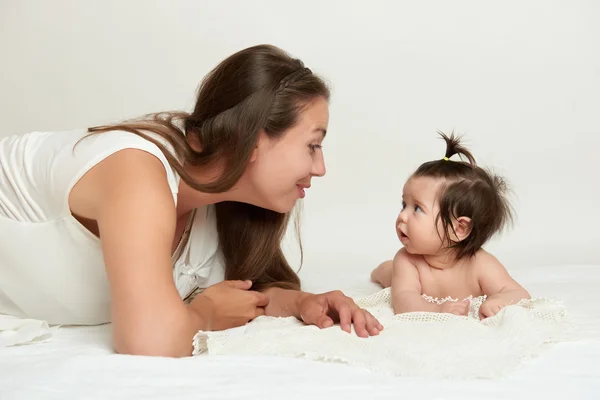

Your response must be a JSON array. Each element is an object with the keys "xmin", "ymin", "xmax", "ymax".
[
  {"xmin": 175, "ymin": 180, "xmax": 223, "ymax": 217},
  {"xmin": 175, "ymin": 173, "xmax": 255, "ymax": 218}
]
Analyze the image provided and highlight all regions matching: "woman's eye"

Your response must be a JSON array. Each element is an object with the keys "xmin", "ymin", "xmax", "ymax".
[{"xmin": 309, "ymin": 144, "xmax": 322, "ymax": 153}]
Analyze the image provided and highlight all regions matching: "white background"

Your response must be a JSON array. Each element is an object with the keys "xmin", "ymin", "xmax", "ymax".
[{"xmin": 1, "ymin": 0, "xmax": 598, "ymax": 281}]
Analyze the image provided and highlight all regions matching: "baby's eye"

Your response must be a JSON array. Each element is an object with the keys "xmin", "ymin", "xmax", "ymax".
[
  {"xmin": 401, "ymin": 201, "xmax": 406, "ymax": 210},
  {"xmin": 414, "ymin": 205, "xmax": 423, "ymax": 213}
]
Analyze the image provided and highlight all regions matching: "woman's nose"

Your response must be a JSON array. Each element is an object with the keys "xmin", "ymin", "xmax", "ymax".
[{"xmin": 311, "ymin": 152, "xmax": 326, "ymax": 177}]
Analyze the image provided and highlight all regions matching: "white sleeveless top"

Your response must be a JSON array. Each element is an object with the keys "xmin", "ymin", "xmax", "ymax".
[{"xmin": 0, "ymin": 129, "xmax": 225, "ymax": 325}]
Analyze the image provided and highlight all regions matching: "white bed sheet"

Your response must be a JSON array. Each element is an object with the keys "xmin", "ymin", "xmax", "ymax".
[{"xmin": 1, "ymin": 264, "xmax": 599, "ymax": 400}]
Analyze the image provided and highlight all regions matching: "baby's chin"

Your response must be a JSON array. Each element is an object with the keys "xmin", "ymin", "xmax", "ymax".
[
  {"xmin": 401, "ymin": 245, "xmax": 421, "ymax": 255},
  {"xmin": 401, "ymin": 242, "xmax": 441, "ymax": 256}
]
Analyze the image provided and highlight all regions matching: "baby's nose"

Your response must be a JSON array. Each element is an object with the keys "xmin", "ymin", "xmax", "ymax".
[{"xmin": 397, "ymin": 210, "xmax": 407, "ymax": 225}]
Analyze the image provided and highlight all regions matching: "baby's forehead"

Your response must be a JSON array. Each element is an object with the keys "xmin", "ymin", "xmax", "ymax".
[{"xmin": 403, "ymin": 176, "xmax": 444, "ymax": 199}]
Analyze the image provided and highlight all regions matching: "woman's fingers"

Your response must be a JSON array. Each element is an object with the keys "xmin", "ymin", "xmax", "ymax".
[
  {"xmin": 223, "ymin": 280, "xmax": 253, "ymax": 290},
  {"xmin": 350, "ymin": 307, "xmax": 369, "ymax": 338},
  {"xmin": 254, "ymin": 307, "xmax": 266, "ymax": 319},
  {"xmin": 364, "ymin": 310, "xmax": 383, "ymax": 335},
  {"xmin": 336, "ymin": 302, "xmax": 353, "ymax": 333},
  {"xmin": 253, "ymin": 292, "xmax": 270, "ymax": 307}
]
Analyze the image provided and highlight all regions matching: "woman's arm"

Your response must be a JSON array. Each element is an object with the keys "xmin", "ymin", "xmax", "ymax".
[
  {"xmin": 263, "ymin": 287, "xmax": 383, "ymax": 337},
  {"xmin": 73, "ymin": 149, "xmax": 266, "ymax": 356},
  {"xmin": 262, "ymin": 287, "xmax": 309, "ymax": 319},
  {"xmin": 78, "ymin": 149, "xmax": 207, "ymax": 356}
]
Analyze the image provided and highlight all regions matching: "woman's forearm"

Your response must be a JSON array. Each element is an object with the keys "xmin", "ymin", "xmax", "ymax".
[
  {"xmin": 114, "ymin": 303, "xmax": 209, "ymax": 358},
  {"xmin": 263, "ymin": 287, "xmax": 311, "ymax": 319}
]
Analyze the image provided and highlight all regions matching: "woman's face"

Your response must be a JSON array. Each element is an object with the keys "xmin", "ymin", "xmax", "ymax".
[{"xmin": 245, "ymin": 96, "xmax": 329, "ymax": 213}]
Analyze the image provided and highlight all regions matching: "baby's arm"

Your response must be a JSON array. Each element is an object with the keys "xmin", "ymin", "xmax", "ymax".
[
  {"xmin": 391, "ymin": 250, "xmax": 443, "ymax": 314},
  {"xmin": 476, "ymin": 251, "xmax": 531, "ymax": 318}
]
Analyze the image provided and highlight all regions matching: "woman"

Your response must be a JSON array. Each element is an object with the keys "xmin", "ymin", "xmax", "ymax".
[{"xmin": 0, "ymin": 44, "xmax": 382, "ymax": 357}]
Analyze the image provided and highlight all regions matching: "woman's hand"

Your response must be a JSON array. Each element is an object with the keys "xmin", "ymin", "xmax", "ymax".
[
  {"xmin": 298, "ymin": 290, "xmax": 383, "ymax": 337},
  {"xmin": 189, "ymin": 280, "xmax": 269, "ymax": 331}
]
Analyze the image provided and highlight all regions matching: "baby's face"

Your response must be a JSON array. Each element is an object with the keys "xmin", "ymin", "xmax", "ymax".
[{"xmin": 396, "ymin": 176, "xmax": 446, "ymax": 255}]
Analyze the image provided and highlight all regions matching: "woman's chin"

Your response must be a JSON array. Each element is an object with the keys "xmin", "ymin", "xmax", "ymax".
[
  {"xmin": 253, "ymin": 197, "xmax": 297, "ymax": 214},
  {"xmin": 277, "ymin": 199, "xmax": 299, "ymax": 214}
]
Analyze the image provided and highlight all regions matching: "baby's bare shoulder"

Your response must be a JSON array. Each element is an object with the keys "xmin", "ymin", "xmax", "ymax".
[
  {"xmin": 394, "ymin": 248, "xmax": 426, "ymax": 268},
  {"xmin": 473, "ymin": 249, "xmax": 501, "ymax": 264},
  {"xmin": 468, "ymin": 249, "xmax": 505, "ymax": 275}
]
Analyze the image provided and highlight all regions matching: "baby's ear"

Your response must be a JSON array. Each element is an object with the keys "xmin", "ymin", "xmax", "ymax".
[{"xmin": 453, "ymin": 216, "xmax": 472, "ymax": 242}]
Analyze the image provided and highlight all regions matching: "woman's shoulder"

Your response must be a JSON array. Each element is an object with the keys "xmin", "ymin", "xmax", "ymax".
[
  {"xmin": 63, "ymin": 128, "xmax": 180, "ymax": 194},
  {"xmin": 1, "ymin": 128, "xmax": 181, "ymax": 221},
  {"xmin": 68, "ymin": 138, "xmax": 182, "ymax": 219},
  {"xmin": 2, "ymin": 127, "xmax": 178, "ymax": 174}
]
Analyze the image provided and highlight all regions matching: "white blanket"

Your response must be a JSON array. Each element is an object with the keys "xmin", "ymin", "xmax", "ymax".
[
  {"xmin": 193, "ymin": 288, "xmax": 570, "ymax": 379},
  {"xmin": 1, "ymin": 265, "xmax": 598, "ymax": 399},
  {"xmin": 0, "ymin": 315, "xmax": 56, "ymax": 347}
]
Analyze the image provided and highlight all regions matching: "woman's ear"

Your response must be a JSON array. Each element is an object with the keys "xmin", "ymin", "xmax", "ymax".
[
  {"xmin": 249, "ymin": 130, "xmax": 268, "ymax": 163},
  {"xmin": 249, "ymin": 146, "xmax": 258, "ymax": 163},
  {"xmin": 452, "ymin": 216, "xmax": 472, "ymax": 242},
  {"xmin": 186, "ymin": 129, "xmax": 203, "ymax": 153}
]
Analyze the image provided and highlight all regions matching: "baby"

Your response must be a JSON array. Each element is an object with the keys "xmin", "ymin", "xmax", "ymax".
[{"xmin": 371, "ymin": 132, "xmax": 530, "ymax": 319}]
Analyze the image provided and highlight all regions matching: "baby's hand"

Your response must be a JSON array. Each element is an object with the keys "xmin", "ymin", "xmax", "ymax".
[
  {"xmin": 440, "ymin": 299, "xmax": 470, "ymax": 316},
  {"xmin": 479, "ymin": 297, "xmax": 510, "ymax": 320}
]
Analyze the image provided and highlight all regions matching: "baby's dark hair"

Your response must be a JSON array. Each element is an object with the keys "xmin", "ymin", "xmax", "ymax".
[{"xmin": 413, "ymin": 132, "xmax": 513, "ymax": 259}]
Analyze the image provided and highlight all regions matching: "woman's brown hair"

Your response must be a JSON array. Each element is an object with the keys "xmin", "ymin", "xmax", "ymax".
[
  {"xmin": 413, "ymin": 132, "xmax": 513, "ymax": 259},
  {"xmin": 87, "ymin": 44, "xmax": 330, "ymax": 291}
]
